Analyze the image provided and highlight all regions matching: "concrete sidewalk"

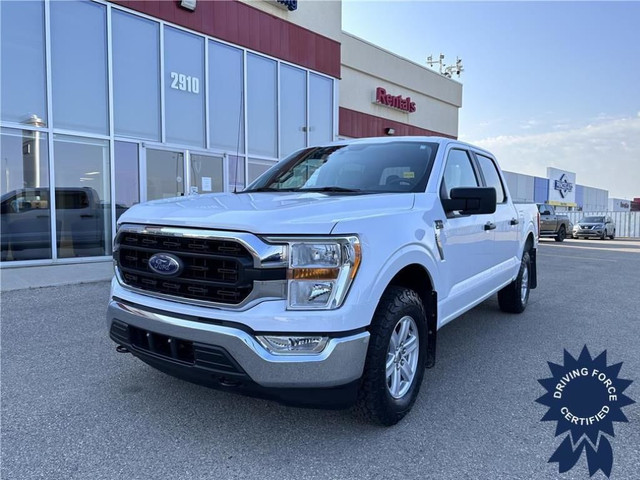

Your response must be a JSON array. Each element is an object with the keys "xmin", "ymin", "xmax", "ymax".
[{"xmin": 0, "ymin": 261, "xmax": 113, "ymax": 292}]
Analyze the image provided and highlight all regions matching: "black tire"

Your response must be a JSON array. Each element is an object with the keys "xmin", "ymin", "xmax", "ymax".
[
  {"xmin": 609, "ymin": 230, "xmax": 615, "ymax": 240},
  {"xmin": 601, "ymin": 230, "xmax": 606, "ymax": 240},
  {"xmin": 555, "ymin": 225, "xmax": 566, "ymax": 242},
  {"xmin": 355, "ymin": 286, "xmax": 427, "ymax": 426},
  {"xmin": 498, "ymin": 251, "xmax": 531, "ymax": 313}
]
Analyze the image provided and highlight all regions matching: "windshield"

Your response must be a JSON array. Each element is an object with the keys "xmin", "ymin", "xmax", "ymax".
[
  {"xmin": 581, "ymin": 216, "xmax": 604, "ymax": 223},
  {"xmin": 243, "ymin": 141, "xmax": 439, "ymax": 194}
]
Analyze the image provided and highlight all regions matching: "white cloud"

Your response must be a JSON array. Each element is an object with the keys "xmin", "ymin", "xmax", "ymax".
[{"xmin": 469, "ymin": 115, "xmax": 640, "ymax": 200}]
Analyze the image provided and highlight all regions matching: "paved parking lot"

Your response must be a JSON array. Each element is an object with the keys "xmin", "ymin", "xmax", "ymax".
[{"xmin": 2, "ymin": 239, "xmax": 639, "ymax": 479}]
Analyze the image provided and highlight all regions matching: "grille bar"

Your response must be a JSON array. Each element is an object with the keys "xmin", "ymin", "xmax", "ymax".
[{"xmin": 116, "ymin": 230, "xmax": 256, "ymax": 305}]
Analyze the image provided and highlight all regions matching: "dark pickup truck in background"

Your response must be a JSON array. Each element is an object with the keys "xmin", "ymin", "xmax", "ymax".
[{"xmin": 537, "ymin": 203, "xmax": 572, "ymax": 242}]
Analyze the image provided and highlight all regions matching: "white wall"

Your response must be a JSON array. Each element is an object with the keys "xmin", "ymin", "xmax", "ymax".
[
  {"xmin": 609, "ymin": 198, "xmax": 632, "ymax": 212},
  {"xmin": 239, "ymin": 0, "xmax": 342, "ymax": 42},
  {"xmin": 503, "ymin": 171, "xmax": 535, "ymax": 203},
  {"xmin": 340, "ymin": 32, "xmax": 462, "ymax": 137},
  {"xmin": 581, "ymin": 186, "xmax": 608, "ymax": 211}
]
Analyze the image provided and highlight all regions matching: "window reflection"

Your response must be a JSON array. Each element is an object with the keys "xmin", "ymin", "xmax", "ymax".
[
  {"xmin": 0, "ymin": 0, "xmax": 47, "ymax": 125},
  {"xmin": 51, "ymin": 1, "xmax": 108, "ymax": 134},
  {"xmin": 1, "ymin": 128, "xmax": 51, "ymax": 261},
  {"xmin": 53, "ymin": 135, "xmax": 111, "ymax": 258},
  {"xmin": 114, "ymin": 141, "xmax": 139, "ymax": 220},
  {"xmin": 247, "ymin": 54, "xmax": 277, "ymax": 157}
]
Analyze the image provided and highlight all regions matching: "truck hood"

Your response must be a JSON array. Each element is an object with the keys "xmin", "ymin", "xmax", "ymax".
[{"xmin": 119, "ymin": 192, "xmax": 415, "ymax": 234}]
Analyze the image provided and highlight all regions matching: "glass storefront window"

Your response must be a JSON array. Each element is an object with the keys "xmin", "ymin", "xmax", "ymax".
[
  {"xmin": 50, "ymin": 1, "xmax": 108, "ymax": 135},
  {"xmin": 145, "ymin": 149, "xmax": 184, "ymax": 201},
  {"xmin": 229, "ymin": 156, "xmax": 246, "ymax": 192},
  {"xmin": 209, "ymin": 41, "xmax": 244, "ymax": 153},
  {"xmin": 53, "ymin": 135, "xmax": 111, "ymax": 258},
  {"xmin": 247, "ymin": 54, "xmax": 277, "ymax": 157},
  {"xmin": 190, "ymin": 154, "xmax": 224, "ymax": 194},
  {"xmin": 280, "ymin": 65, "xmax": 306, "ymax": 157},
  {"xmin": 0, "ymin": 0, "xmax": 47, "ymax": 126},
  {"xmin": 164, "ymin": 26, "xmax": 205, "ymax": 147},
  {"xmin": 1, "ymin": 128, "xmax": 51, "ymax": 261},
  {"xmin": 248, "ymin": 158, "xmax": 276, "ymax": 184},
  {"xmin": 112, "ymin": 10, "xmax": 161, "ymax": 141},
  {"xmin": 114, "ymin": 141, "xmax": 139, "ymax": 221},
  {"xmin": 309, "ymin": 74, "xmax": 333, "ymax": 145}
]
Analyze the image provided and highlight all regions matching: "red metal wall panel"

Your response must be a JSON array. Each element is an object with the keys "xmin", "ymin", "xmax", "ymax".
[
  {"xmin": 110, "ymin": 0, "xmax": 340, "ymax": 78},
  {"xmin": 339, "ymin": 108, "xmax": 456, "ymax": 139}
]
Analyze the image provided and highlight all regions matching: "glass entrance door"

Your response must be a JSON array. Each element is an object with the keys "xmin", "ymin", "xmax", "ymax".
[
  {"xmin": 188, "ymin": 153, "xmax": 224, "ymax": 194},
  {"xmin": 145, "ymin": 148, "xmax": 185, "ymax": 201}
]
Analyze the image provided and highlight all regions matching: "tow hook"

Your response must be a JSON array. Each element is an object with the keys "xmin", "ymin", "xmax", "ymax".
[{"xmin": 116, "ymin": 345, "xmax": 130, "ymax": 353}]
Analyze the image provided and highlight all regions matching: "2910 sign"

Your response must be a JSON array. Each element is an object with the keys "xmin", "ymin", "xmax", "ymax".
[{"xmin": 170, "ymin": 72, "xmax": 200, "ymax": 94}]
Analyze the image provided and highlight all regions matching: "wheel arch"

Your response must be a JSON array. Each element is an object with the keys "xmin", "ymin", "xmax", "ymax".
[{"xmin": 384, "ymin": 263, "xmax": 438, "ymax": 368}]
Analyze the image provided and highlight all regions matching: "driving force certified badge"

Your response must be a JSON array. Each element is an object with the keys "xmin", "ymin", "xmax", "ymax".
[{"xmin": 536, "ymin": 346, "xmax": 634, "ymax": 477}]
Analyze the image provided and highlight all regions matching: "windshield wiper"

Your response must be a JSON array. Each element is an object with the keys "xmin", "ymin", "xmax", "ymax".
[{"xmin": 299, "ymin": 186, "xmax": 364, "ymax": 193}]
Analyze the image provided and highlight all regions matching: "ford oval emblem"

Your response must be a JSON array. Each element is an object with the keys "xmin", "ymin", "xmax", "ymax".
[{"xmin": 148, "ymin": 253, "xmax": 183, "ymax": 276}]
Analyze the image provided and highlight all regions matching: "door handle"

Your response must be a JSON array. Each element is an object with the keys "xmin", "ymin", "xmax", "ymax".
[
  {"xmin": 510, "ymin": 218, "xmax": 519, "ymax": 225},
  {"xmin": 80, "ymin": 214, "xmax": 95, "ymax": 218},
  {"xmin": 484, "ymin": 222, "xmax": 496, "ymax": 231}
]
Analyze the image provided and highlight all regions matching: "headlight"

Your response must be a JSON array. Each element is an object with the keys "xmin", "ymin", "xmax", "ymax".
[{"xmin": 266, "ymin": 236, "xmax": 361, "ymax": 310}]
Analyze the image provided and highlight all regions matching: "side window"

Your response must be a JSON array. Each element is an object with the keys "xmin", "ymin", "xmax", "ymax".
[
  {"xmin": 475, "ymin": 154, "xmax": 506, "ymax": 203},
  {"xmin": 441, "ymin": 149, "xmax": 478, "ymax": 199}
]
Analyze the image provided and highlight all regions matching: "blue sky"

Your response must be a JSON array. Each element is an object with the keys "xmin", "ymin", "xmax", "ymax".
[{"xmin": 342, "ymin": 1, "xmax": 640, "ymax": 200}]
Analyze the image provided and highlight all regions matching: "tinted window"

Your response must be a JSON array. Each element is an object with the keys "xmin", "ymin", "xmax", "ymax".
[
  {"xmin": 1, "ymin": 128, "xmax": 51, "ymax": 261},
  {"xmin": 51, "ymin": 1, "xmax": 108, "ymax": 134},
  {"xmin": 442, "ymin": 149, "xmax": 478, "ymax": 198},
  {"xmin": 209, "ymin": 41, "xmax": 244, "ymax": 153},
  {"xmin": 280, "ymin": 64, "xmax": 307, "ymax": 157},
  {"xmin": 164, "ymin": 26, "xmax": 205, "ymax": 147},
  {"xmin": 476, "ymin": 154, "xmax": 506, "ymax": 203},
  {"xmin": 0, "ymin": 0, "xmax": 47, "ymax": 125},
  {"xmin": 309, "ymin": 73, "xmax": 333, "ymax": 145},
  {"xmin": 112, "ymin": 10, "xmax": 160, "ymax": 140},
  {"xmin": 582, "ymin": 216, "xmax": 605, "ymax": 223},
  {"xmin": 247, "ymin": 54, "xmax": 277, "ymax": 157}
]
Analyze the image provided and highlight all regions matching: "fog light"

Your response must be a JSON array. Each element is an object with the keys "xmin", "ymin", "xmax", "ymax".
[{"xmin": 256, "ymin": 335, "xmax": 329, "ymax": 355}]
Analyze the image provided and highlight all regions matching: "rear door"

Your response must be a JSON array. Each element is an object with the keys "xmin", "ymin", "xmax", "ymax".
[{"xmin": 473, "ymin": 151, "xmax": 520, "ymax": 287}]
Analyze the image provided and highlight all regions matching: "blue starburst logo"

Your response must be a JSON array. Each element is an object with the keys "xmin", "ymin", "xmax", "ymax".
[{"xmin": 536, "ymin": 346, "xmax": 634, "ymax": 477}]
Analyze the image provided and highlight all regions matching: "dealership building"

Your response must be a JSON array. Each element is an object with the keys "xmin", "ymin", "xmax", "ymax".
[{"xmin": 0, "ymin": 0, "xmax": 634, "ymax": 282}]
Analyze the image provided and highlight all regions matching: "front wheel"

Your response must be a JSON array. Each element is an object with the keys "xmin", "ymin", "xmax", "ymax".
[
  {"xmin": 498, "ymin": 251, "xmax": 531, "ymax": 313},
  {"xmin": 609, "ymin": 230, "xmax": 615, "ymax": 240},
  {"xmin": 355, "ymin": 286, "xmax": 427, "ymax": 426}
]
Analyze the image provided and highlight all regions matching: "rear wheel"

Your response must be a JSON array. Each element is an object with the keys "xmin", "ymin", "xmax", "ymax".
[
  {"xmin": 355, "ymin": 286, "xmax": 427, "ymax": 426},
  {"xmin": 498, "ymin": 251, "xmax": 531, "ymax": 313},
  {"xmin": 555, "ymin": 226, "xmax": 566, "ymax": 242}
]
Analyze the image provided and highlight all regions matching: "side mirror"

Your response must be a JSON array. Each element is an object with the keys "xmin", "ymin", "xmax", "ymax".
[
  {"xmin": 542, "ymin": 210, "xmax": 551, "ymax": 215},
  {"xmin": 443, "ymin": 187, "xmax": 496, "ymax": 215}
]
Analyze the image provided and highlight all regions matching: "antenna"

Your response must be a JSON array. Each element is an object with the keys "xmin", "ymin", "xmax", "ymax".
[
  {"xmin": 233, "ymin": 75, "xmax": 244, "ymax": 194},
  {"xmin": 426, "ymin": 54, "xmax": 464, "ymax": 79}
]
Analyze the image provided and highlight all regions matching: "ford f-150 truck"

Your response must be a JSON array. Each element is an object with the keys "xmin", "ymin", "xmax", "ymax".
[
  {"xmin": 537, "ymin": 203, "xmax": 571, "ymax": 242},
  {"xmin": 108, "ymin": 137, "xmax": 538, "ymax": 425}
]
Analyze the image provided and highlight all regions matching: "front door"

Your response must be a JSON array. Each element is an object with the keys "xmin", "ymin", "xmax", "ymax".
[
  {"xmin": 144, "ymin": 148, "xmax": 185, "ymax": 201},
  {"xmin": 188, "ymin": 153, "xmax": 224, "ymax": 195}
]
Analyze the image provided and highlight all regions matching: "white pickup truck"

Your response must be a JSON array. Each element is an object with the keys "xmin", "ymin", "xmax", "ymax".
[{"xmin": 108, "ymin": 137, "xmax": 538, "ymax": 425}]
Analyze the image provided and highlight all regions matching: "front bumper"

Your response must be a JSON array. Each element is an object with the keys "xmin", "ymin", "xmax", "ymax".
[
  {"xmin": 107, "ymin": 300, "xmax": 369, "ymax": 405},
  {"xmin": 573, "ymin": 229, "xmax": 603, "ymax": 238}
]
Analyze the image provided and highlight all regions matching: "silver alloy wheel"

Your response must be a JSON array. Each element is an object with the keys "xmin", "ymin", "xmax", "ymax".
[
  {"xmin": 386, "ymin": 315, "xmax": 420, "ymax": 399},
  {"xmin": 521, "ymin": 263, "xmax": 529, "ymax": 304}
]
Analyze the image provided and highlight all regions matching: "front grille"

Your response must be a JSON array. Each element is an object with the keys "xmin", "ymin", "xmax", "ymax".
[{"xmin": 115, "ymin": 230, "xmax": 255, "ymax": 305}]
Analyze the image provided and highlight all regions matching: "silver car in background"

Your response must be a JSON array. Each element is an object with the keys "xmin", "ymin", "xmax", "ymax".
[{"xmin": 572, "ymin": 216, "xmax": 616, "ymax": 240}]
